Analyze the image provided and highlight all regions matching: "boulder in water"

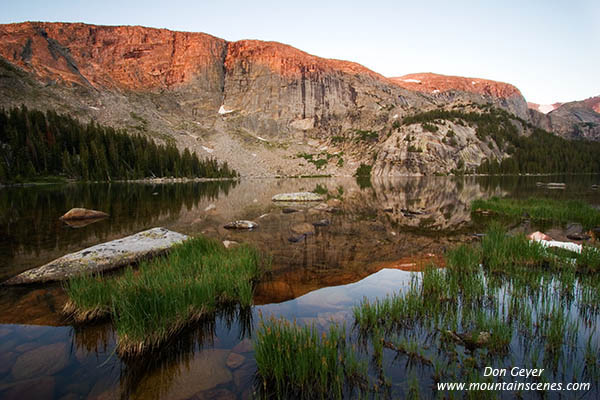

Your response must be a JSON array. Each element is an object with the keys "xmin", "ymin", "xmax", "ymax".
[
  {"xmin": 3, "ymin": 228, "xmax": 188, "ymax": 285},
  {"xmin": 59, "ymin": 208, "xmax": 109, "ymax": 221},
  {"xmin": 223, "ymin": 220, "xmax": 258, "ymax": 230}
]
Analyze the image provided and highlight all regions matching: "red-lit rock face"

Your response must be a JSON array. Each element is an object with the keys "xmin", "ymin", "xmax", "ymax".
[
  {"xmin": 390, "ymin": 72, "xmax": 522, "ymax": 99},
  {"xmin": 224, "ymin": 40, "xmax": 384, "ymax": 79},
  {"xmin": 0, "ymin": 22, "xmax": 391, "ymax": 91},
  {"xmin": 0, "ymin": 22, "xmax": 227, "ymax": 89}
]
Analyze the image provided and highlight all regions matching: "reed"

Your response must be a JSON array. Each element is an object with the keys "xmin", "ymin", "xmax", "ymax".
[{"xmin": 254, "ymin": 316, "xmax": 368, "ymax": 399}]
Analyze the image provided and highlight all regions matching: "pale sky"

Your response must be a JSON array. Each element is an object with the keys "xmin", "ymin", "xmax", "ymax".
[{"xmin": 1, "ymin": 0, "xmax": 598, "ymax": 104}]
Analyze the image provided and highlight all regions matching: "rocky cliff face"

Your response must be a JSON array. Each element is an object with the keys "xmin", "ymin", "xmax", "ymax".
[
  {"xmin": 527, "ymin": 96, "xmax": 600, "ymax": 140},
  {"xmin": 390, "ymin": 73, "xmax": 529, "ymax": 120},
  {"xmin": 372, "ymin": 118, "xmax": 505, "ymax": 176},
  {"xmin": 0, "ymin": 21, "xmax": 584, "ymax": 176}
]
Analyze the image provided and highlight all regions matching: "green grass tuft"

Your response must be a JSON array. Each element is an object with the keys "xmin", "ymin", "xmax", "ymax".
[
  {"xmin": 64, "ymin": 236, "xmax": 269, "ymax": 355},
  {"xmin": 255, "ymin": 316, "xmax": 367, "ymax": 399}
]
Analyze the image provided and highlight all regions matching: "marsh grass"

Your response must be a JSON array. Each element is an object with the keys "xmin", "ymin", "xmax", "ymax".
[
  {"xmin": 254, "ymin": 316, "xmax": 368, "ymax": 399},
  {"xmin": 351, "ymin": 224, "xmax": 600, "ymax": 397},
  {"xmin": 472, "ymin": 196, "xmax": 600, "ymax": 229},
  {"xmin": 64, "ymin": 236, "xmax": 269, "ymax": 355}
]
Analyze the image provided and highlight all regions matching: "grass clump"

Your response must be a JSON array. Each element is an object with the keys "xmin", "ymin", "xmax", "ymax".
[
  {"xmin": 64, "ymin": 236, "xmax": 269, "ymax": 356},
  {"xmin": 255, "ymin": 316, "xmax": 367, "ymax": 399},
  {"xmin": 472, "ymin": 196, "xmax": 600, "ymax": 229},
  {"xmin": 480, "ymin": 223, "xmax": 548, "ymax": 271}
]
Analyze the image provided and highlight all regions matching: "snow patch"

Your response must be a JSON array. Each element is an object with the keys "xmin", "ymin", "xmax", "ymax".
[
  {"xmin": 538, "ymin": 104, "xmax": 556, "ymax": 114},
  {"xmin": 201, "ymin": 146, "xmax": 214, "ymax": 154},
  {"xmin": 218, "ymin": 105, "xmax": 234, "ymax": 115},
  {"xmin": 252, "ymin": 153, "xmax": 257, "ymax": 157},
  {"xmin": 403, "ymin": 79, "xmax": 421, "ymax": 83},
  {"xmin": 255, "ymin": 136, "xmax": 268, "ymax": 142},
  {"xmin": 432, "ymin": 89, "xmax": 440, "ymax": 94},
  {"xmin": 89, "ymin": 106, "xmax": 100, "ymax": 111},
  {"xmin": 471, "ymin": 81, "xmax": 477, "ymax": 85},
  {"xmin": 393, "ymin": 114, "xmax": 398, "ymax": 119}
]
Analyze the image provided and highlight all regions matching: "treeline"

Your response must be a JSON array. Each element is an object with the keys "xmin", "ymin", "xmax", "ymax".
[
  {"xmin": 477, "ymin": 128, "xmax": 600, "ymax": 174},
  {"xmin": 0, "ymin": 106, "xmax": 238, "ymax": 183},
  {"xmin": 402, "ymin": 106, "xmax": 600, "ymax": 175}
]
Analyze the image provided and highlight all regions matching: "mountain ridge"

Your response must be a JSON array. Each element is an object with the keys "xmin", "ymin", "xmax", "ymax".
[{"xmin": 0, "ymin": 21, "xmax": 598, "ymax": 177}]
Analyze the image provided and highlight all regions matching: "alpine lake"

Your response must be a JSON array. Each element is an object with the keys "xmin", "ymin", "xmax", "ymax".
[{"xmin": 0, "ymin": 175, "xmax": 599, "ymax": 399}]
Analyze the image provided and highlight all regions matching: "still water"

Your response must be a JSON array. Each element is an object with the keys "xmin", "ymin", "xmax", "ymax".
[{"xmin": 0, "ymin": 175, "xmax": 598, "ymax": 399}]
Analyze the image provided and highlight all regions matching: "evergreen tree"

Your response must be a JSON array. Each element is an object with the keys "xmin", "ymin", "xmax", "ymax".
[{"xmin": 0, "ymin": 106, "xmax": 240, "ymax": 183}]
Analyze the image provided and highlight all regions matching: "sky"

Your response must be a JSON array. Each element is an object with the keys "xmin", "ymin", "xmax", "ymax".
[{"xmin": 1, "ymin": 0, "xmax": 598, "ymax": 104}]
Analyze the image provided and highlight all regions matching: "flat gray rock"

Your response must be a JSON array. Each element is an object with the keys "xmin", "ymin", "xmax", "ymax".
[
  {"xmin": 272, "ymin": 192, "xmax": 324, "ymax": 202},
  {"xmin": 3, "ymin": 228, "xmax": 188, "ymax": 285}
]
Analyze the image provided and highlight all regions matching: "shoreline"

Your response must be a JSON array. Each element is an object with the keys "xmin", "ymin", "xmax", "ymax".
[{"xmin": 1, "ymin": 172, "xmax": 598, "ymax": 189}]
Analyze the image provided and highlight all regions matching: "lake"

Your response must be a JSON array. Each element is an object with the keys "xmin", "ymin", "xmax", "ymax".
[{"xmin": 0, "ymin": 175, "xmax": 598, "ymax": 399}]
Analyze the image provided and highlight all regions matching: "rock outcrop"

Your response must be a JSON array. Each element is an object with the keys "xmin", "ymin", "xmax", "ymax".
[
  {"xmin": 3, "ymin": 227, "xmax": 188, "ymax": 284},
  {"xmin": 372, "ymin": 117, "xmax": 505, "ymax": 176}
]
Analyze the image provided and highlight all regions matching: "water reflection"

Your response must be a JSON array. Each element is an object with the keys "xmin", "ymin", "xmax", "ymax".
[
  {"xmin": 120, "ymin": 307, "xmax": 253, "ymax": 400},
  {"xmin": 0, "ymin": 176, "xmax": 598, "ymax": 399},
  {"xmin": 0, "ymin": 181, "xmax": 237, "ymax": 281}
]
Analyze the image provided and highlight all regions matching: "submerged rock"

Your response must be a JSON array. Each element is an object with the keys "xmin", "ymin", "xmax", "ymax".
[
  {"xmin": 0, "ymin": 352, "xmax": 17, "ymax": 375},
  {"xmin": 290, "ymin": 223, "xmax": 316, "ymax": 236},
  {"xmin": 282, "ymin": 207, "xmax": 299, "ymax": 214},
  {"xmin": 565, "ymin": 223, "xmax": 590, "ymax": 240},
  {"xmin": 223, "ymin": 220, "xmax": 258, "ymax": 230},
  {"xmin": 447, "ymin": 330, "xmax": 491, "ymax": 351},
  {"xmin": 288, "ymin": 234, "xmax": 307, "ymax": 243},
  {"xmin": 567, "ymin": 233, "xmax": 591, "ymax": 241},
  {"xmin": 232, "ymin": 338, "xmax": 253, "ymax": 353},
  {"xmin": 226, "ymin": 352, "xmax": 245, "ymax": 369},
  {"xmin": 59, "ymin": 208, "xmax": 109, "ymax": 220},
  {"xmin": 312, "ymin": 219, "xmax": 331, "ymax": 227},
  {"xmin": 194, "ymin": 388, "xmax": 236, "ymax": 400},
  {"xmin": 11, "ymin": 342, "xmax": 68, "ymax": 380},
  {"xmin": 3, "ymin": 228, "xmax": 189, "ymax": 285},
  {"xmin": 272, "ymin": 192, "xmax": 324, "ymax": 202},
  {"xmin": 0, "ymin": 376, "xmax": 55, "ymax": 400}
]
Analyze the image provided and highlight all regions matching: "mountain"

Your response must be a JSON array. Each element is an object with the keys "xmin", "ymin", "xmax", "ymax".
[
  {"xmin": 528, "ymin": 96, "xmax": 600, "ymax": 141},
  {"xmin": 0, "ymin": 22, "xmax": 597, "ymax": 176}
]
